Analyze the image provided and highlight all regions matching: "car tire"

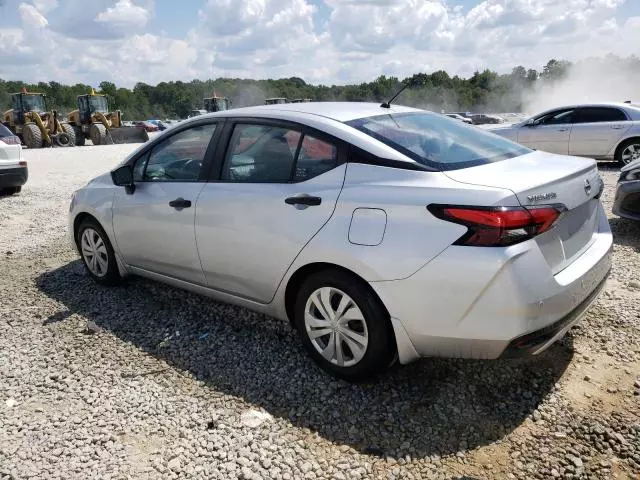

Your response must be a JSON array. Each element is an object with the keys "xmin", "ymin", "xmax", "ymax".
[
  {"xmin": 293, "ymin": 269, "xmax": 394, "ymax": 381},
  {"xmin": 75, "ymin": 218, "xmax": 122, "ymax": 286},
  {"xmin": 616, "ymin": 138, "xmax": 640, "ymax": 166}
]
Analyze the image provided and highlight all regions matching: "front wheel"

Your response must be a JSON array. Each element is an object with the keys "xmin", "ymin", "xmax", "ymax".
[
  {"xmin": 89, "ymin": 123, "xmax": 107, "ymax": 146},
  {"xmin": 294, "ymin": 270, "xmax": 394, "ymax": 381},
  {"xmin": 617, "ymin": 139, "xmax": 640, "ymax": 165},
  {"xmin": 75, "ymin": 218, "xmax": 122, "ymax": 286}
]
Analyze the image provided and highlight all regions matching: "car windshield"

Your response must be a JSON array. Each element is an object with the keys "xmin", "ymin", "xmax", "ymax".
[
  {"xmin": 346, "ymin": 112, "xmax": 531, "ymax": 171},
  {"xmin": 22, "ymin": 94, "xmax": 46, "ymax": 112},
  {"xmin": 88, "ymin": 96, "xmax": 108, "ymax": 113}
]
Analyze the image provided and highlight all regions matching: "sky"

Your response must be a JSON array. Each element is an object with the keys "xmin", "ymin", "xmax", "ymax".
[{"xmin": 0, "ymin": 0, "xmax": 639, "ymax": 88}]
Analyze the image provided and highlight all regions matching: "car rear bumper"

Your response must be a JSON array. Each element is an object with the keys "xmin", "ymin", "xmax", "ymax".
[
  {"xmin": 370, "ymin": 203, "xmax": 613, "ymax": 364},
  {"xmin": 0, "ymin": 166, "xmax": 28, "ymax": 188},
  {"xmin": 612, "ymin": 180, "xmax": 640, "ymax": 220}
]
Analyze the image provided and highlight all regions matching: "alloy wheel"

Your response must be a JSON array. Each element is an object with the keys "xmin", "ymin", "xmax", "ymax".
[{"xmin": 621, "ymin": 143, "xmax": 640, "ymax": 164}]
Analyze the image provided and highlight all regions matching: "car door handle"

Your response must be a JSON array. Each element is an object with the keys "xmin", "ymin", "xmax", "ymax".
[
  {"xmin": 169, "ymin": 198, "xmax": 191, "ymax": 209},
  {"xmin": 557, "ymin": 128, "xmax": 568, "ymax": 132},
  {"xmin": 611, "ymin": 125, "xmax": 625, "ymax": 130},
  {"xmin": 285, "ymin": 195, "xmax": 322, "ymax": 206}
]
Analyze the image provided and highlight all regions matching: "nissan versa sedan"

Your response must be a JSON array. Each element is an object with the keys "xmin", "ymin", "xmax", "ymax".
[
  {"xmin": 489, "ymin": 102, "xmax": 640, "ymax": 165},
  {"xmin": 69, "ymin": 102, "xmax": 612, "ymax": 380}
]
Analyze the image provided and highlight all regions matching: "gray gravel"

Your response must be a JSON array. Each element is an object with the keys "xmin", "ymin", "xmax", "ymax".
[{"xmin": 1, "ymin": 149, "xmax": 638, "ymax": 479}]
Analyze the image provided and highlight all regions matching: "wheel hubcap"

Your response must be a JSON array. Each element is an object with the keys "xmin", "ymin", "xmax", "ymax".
[
  {"xmin": 622, "ymin": 144, "xmax": 640, "ymax": 164},
  {"xmin": 80, "ymin": 228, "xmax": 108, "ymax": 277},
  {"xmin": 304, "ymin": 287, "xmax": 369, "ymax": 367}
]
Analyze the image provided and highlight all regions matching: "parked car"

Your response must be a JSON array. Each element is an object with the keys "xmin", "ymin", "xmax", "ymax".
[
  {"xmin": 470, "ymin": 113, "xmax": 505, "ymax": 125},
  {"xmin": 490, "ymin": 102, "xmax": 640, "ymax": 165},
  {"xmin": 133, "ymin": 121, "xmax": 158, "ymax": 133},
  {"xmin": 69, "ymin": 102, "xmax": 612, "ymax": 380},
  {"xmin": 0, "ymin": 123, "xmax": 27, "ymax": 195},
  {"xmin": 613, "ymin": 157, "xmax": 640, "ymax": 220},
  {"xmin": 445, "ymin": 113, "xmax": 473, "ymax": 124},
  {"xmin": 146, "ymin": 120, "xmax": 168, "ymax": 131}
]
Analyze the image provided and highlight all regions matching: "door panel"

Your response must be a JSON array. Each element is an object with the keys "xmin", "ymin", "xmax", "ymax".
[
  {"xmin": 517, "ymin": 108, "xmax": 574, "ymax": 155},
  {"xmin": 518, "ymin": 124, "xmax": 571, "ymax": 154},
  {"xmin": 113, "ymin": 182, "xmax": 206, "ymax": 283},
  {"xmin": 195, "ymin": 123, "xmax": 346, "ymax": 303},
  {"xmin": 569, "ymin": 107, "xmax": 631, "ymax": 157},
  {"xmin": 196, "ymin": 167, "xmax": 346, "ymax": 302},
  {"xmin": 112, "ymin": 122, "xmax": 219, "ymax": 283}
]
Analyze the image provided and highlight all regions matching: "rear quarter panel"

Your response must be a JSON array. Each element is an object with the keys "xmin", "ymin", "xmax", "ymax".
[{"xmin": 277, "ymin": 163, "xmax": 521, "ymax": 284}]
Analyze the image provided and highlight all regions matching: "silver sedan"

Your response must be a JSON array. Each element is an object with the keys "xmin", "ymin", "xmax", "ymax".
[
  {"xmin": 69, "ymin": 102, "xmax": 612, "ymax": 380},
  {"xmin": 489, "ymin": 102, "xmax": 640, "ymax": 165}
]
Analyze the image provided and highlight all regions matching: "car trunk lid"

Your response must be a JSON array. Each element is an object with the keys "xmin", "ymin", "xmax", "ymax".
[{"xmin": 443, "ymin": 151, "xmax": 603, "ymax": 274}]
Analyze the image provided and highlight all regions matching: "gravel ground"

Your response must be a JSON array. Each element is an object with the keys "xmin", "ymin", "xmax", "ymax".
[{"xmin": 0, "ymin": 147, "xmax": 638, "ymax": 480}]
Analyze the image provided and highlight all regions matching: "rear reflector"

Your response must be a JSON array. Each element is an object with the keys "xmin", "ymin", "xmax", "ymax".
[
  {"xmin": 19, "ymin": 161, "xmax": 27, "ymax": 167},
  {"xmin": 0, "ymin": 136, "xmax": 21, "ymax": 145},
  {"xmin": 428, "ymin": 204, "xmax": 564, "ymax": 247}
]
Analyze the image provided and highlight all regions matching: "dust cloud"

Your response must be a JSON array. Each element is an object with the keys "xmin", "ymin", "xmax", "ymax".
[{"xmin": 522, "ymin": 57, "xmax": 640, "ymax": 115}]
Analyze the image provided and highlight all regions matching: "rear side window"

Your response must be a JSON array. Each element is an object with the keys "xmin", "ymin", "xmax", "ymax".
[
  {"xmin": 346, "ymin": 112, "xmax": 530, "ymax": 171},
  {"xmin": 295, "ymin": 135, "xmax": 338, "ymax": 182},
  {"xmin": 222, "ymin": 124, "xmax": 339, "ymax": 183},
  {"xmin": 574, "ymin": 107, "xmax": 627, "ymax": 123}
]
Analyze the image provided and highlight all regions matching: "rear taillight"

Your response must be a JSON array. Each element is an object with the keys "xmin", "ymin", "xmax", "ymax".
[
  {"xmin": 0, "ymin": 136, "xmax": 21, "ymax": 145},
  {"xmin": 428, "ymin": 204, "xmax": 564, "ymax": 247}
]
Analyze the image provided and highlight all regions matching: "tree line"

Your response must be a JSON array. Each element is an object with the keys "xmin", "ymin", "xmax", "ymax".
[{"xmin": 1, "ymin": 56, "xmax": 638, "ymax": 120}]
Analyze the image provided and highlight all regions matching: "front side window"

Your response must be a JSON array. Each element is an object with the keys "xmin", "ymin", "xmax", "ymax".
[
  {"xmin": 346, "ymin": 112, "xmax": 530, "ymax": 171},
  {"xmin": 533, "ymin": 109, "xmax": 574, "ymax": 126},
  {"xmin": 574, "ymin": 107, "xmax": 627, "ymax": 123},
  {"xmin": 142, "ymin": 123, "xmax": 217, "ymax": 181}
]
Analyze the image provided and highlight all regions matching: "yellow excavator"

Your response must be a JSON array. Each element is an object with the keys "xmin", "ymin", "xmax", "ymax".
[
  {"xmin": 66, "ymin": 89, "xmax": 148, "ymax": 146},
  {"xmin": 2, "ymin": 88, "xmax": 75, "ymax": 148}
]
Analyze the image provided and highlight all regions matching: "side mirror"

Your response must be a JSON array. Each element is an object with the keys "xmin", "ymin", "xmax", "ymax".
[
  {"xmin": 525, "ymin": 118, "xmax": 535, "ymax": 127},
  {"xmin": 111, "ymin": 165, "xmax": 135, "ymax": 194}
]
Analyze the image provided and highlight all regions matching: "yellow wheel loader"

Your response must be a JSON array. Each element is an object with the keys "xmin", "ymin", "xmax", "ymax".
[
  {"xmin": 67, "ymin": 90, "xmax": 148, "ymax": 146},
  {"xmin": 203, "ymin": 94, "xmax": 230, "ymax": 112},
  {"xmin": 2, "ymin": 89, "xmax": 75, "ymax": 148}
]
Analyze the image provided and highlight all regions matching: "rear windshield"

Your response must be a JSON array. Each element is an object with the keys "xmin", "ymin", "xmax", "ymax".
[
  {"xmin": 346, "ymin": 112, "xmax": 531, "ymax": 171},
  {"xmin": 0, "ymin": 123, "xmax": 14, "ymax": 137}
]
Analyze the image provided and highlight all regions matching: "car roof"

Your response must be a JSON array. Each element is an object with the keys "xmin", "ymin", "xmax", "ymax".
[
  {"xmin": 205, "ymin": 102, "xmax": 422, "ymax": 123},
  {"xmin": 538, "ymin": 101, "xmax": 640, "ymax": 111}
]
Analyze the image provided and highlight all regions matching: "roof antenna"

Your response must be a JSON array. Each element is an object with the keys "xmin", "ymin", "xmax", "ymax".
[{"xmin": 381, "ymin": 78, "xmax": 416, "ymax": 109}]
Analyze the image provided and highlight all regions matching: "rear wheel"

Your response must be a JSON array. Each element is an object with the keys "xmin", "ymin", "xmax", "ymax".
[
  {"xmin": 22, "ymin": 123, "xmax": 42, "ymax": 149},
  {"xmin": 89, "ymin": 123, "xmax": 107, "ymax": 145},
  {"xmin": 0, "ymin": 186, "xmax": 21, "ymax": 196},
  {"xmin": 617, "ymin": 139, "xmax": 640, "ymax": 165},
  {"xmin": 73, "ymin": 127, "xmax": 85, "ymax": 146},
  {"xmin": 293, "ymin": 270, "xmax": 394, "ymax": 381},
  {"xmin": 61, "ymin": 123, "xmax": 76, "ymax": 147},
  {"xmin": 75, "ymin": 218, "xmax": 122, "ymax": 286}
]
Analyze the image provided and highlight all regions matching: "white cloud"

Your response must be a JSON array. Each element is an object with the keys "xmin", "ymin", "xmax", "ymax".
[
  {"xmin": 32, "ymin": 0, "xmax": 58, "ymax": 13},
  {"xmin": 95, "ymin": 0, "xmax": 152, "ymax": 29},
  {"xmin": 18, "ymin": 2, "xmax": 48, "ymax": 27},
  {"xmin": 0, "ymin": 0, "xmax": 638, "ymax": 88}
]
